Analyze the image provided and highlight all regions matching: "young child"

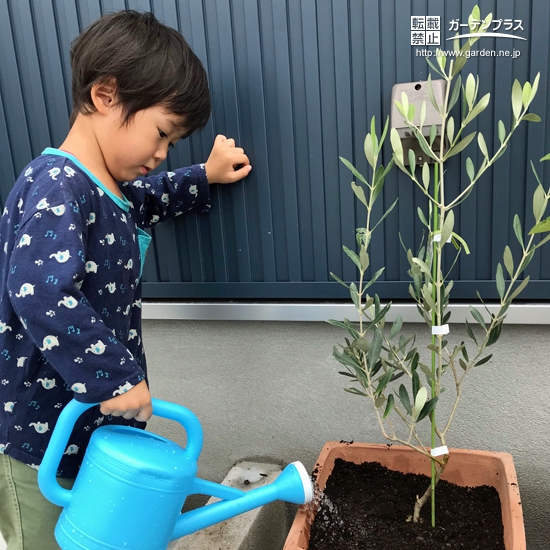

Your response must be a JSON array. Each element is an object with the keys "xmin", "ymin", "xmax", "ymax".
[{"xmin": 0, "ymin": 10, "xmax": 251, "ymax": 549}]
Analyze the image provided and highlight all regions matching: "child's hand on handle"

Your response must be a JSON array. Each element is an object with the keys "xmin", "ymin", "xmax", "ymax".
[
  {"xmin": 100, "ymin": 379, "xmax": 153, "ymax": 422},
  {"xmin": 204, "ymin": 134, "xmax": 251, "ymax": 184}
]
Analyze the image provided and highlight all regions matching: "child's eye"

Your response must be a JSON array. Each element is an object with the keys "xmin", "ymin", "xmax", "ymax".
[{"xmin": 159, "ymin": 130, "xmax": 175, "ymax": 149}]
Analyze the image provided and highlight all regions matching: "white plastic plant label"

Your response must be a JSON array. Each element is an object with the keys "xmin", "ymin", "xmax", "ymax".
[
  {"xmin": 430, "ymin": 445, "xmax": 449, "ymax": 457},
  {"xmin": 432, "ymin": 233, "xmax": 452, "ymax": 243},
  {"xmin": 431, "ymin": 324, "xmax": 450, "ymax": 335}
]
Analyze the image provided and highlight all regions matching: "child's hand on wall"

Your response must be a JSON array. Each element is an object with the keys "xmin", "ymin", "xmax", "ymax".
[
  {"xmin": 100, "ymin": 379, "xmax": 153, "ymax": 422},
  {"xmin": 204, "ymin": 134, "xmax": 251, "ymax": 184}
]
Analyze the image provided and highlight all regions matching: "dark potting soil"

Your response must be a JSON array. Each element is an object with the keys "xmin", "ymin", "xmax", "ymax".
[{"xmin": 309, "ymin": 459, "xmax": 505, "ymax": 550}]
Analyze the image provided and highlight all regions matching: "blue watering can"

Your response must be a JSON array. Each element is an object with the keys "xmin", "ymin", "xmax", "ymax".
[{"xmin": 38, "ymin": 398, "xmax": 313, "ymax": 550}]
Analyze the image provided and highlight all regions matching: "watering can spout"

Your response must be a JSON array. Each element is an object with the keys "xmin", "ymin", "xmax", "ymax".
[{"xmin": 171, "ymin": 461, "xmax": 313, "ymax": 540}]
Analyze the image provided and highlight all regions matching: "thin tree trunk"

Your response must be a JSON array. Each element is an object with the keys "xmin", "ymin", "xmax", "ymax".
[{"xmin": 413, "ymin": 457, "xmax": 448, "ymax": 523}]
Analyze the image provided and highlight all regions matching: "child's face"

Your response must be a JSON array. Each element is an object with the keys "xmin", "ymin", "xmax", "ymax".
[{"xmin": 101, "ymin": 105, "xmax": 185, "ymax": 182}]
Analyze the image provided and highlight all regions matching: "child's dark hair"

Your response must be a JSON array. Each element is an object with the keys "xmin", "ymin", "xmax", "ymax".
[{"xmin": 70, "ymin": 11, "xmax": 211, "ymax": 137}]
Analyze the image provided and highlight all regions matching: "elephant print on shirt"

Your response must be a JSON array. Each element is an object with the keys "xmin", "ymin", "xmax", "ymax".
[
  {"xmin": 58, "ymin": 296, "xmax": 78, "ymax": 309},
  {"xmin": 49, "ymin": 250, "xmax": 71, "ymax": 263},
  {"xmin": 64, "ymin": 444, "xmax": 79, "ymax": 455},
  {"xmin": 40, "ymin": 335, "xmax": 59, "ymax": 351},
  {"xmin": 71, "ymin": 383, "xmax": 87, "ymax": 394},
  {"xmin": 85, "ymin": 341, "xmax": 106, "ymax": 355},
  {"xmin": 29, "ymin": 422, "xmax": 49, "ymax": 433},
  {"xmin": 85, "ymin": 261, "xmax": 98, "ymax": 273},
  {"xmin": 37, "ymin": 378, "xmax": 56, "ymax": 390},
  {"xmin": 18, "ymin": 234, "xmax": 32, "ymax": 247},
  {"xmin": 15, "ymin": 284, "xmax": 35, "ymax": 298},
  {"xmin": 113, "ymin": 382, "xmax": 134, "ymax": 395}
]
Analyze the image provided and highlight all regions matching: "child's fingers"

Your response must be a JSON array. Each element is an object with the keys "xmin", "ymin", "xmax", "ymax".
[
  {"xmin": 205, "ymin": 136, "xmax": 251, "ymax": 183},
  {"xmin": 103, "ymin": 405, "xmax": 152, "ymax": 421},
  {"xmin": 99, "ymin": 380, "xmax": 151, "ymax": 420},
  {"xmin": 224, "ymin": 164, "xmax": 252, "ymax": 183},
  {"xmin": 122, "ymin": 408, "xmax": 140, "ymax": 420},
  {"xmin": 134, "ymin": 404, "xmax": 153, "ymax": 422},
  {"xmin": 231, "ymin": 153, "xmax": 250, "ymax": 167},
  {"xmin": 100, "ymin": 404, "xmax": 137, "ymax": 418}
]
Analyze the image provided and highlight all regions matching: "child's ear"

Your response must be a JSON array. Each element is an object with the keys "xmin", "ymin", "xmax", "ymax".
[{"xmin": 91, "ymin": 78, "xmax": 118, "ymax": 115}]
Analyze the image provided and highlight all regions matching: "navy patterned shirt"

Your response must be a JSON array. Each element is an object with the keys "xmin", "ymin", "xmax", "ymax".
[{"xmin": 0, "ymin": 148, "xmax": 210, "ymax": 476}]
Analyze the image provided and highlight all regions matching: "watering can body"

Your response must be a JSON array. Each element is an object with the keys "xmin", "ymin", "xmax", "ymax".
[{"xmin": 39, "ymin": 398, "xmax": 313, "ymax": 550}]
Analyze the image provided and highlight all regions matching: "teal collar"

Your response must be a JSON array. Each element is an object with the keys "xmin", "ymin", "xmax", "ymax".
[{"xmin": 42, "ymin": 147, "xmax": 130, "ymax": 212}]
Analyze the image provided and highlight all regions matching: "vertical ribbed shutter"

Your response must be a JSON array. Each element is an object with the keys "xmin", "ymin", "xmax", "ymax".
[{"xmin": 1, "ymin": 0, "xmax": 549, "ymax": 300}]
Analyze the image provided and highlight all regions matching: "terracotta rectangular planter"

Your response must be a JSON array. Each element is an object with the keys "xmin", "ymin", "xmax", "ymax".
[{"xmin": 284, "ymin": 442, "xmax": 525, "ymax": 550}]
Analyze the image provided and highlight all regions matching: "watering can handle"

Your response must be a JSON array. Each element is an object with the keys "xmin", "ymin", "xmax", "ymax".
[{"xmin": 38, "ymin": 397, "xmax": 204, "ymax": 508}]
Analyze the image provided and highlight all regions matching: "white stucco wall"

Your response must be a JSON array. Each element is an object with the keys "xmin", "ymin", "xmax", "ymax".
[{"xmin": 143, "ymin": 319, "xmax": 550, "ymax": 549}]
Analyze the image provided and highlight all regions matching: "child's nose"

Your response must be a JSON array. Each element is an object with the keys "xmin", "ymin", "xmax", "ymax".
[{"xmin": 154, "ymin": 146, "xmax": 169, "ymax": 163}]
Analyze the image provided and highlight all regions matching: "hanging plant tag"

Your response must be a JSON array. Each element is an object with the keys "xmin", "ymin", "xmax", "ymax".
[
  {"xmin": 430, "ymin": 445, "xmax": 449, "ymax": 457},
  {"xmin": 431, "ymin": 324, "xmax": 450, "ymax": 335},
  {"xmin": 432, "ymin": 233, "xmax": 452, "ymax": 243}
]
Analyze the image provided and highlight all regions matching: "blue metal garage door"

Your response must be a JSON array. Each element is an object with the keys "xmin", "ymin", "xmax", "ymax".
[{"xmin": 1, "ymin": 0, "xmax": 549, "ymax": 300}]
